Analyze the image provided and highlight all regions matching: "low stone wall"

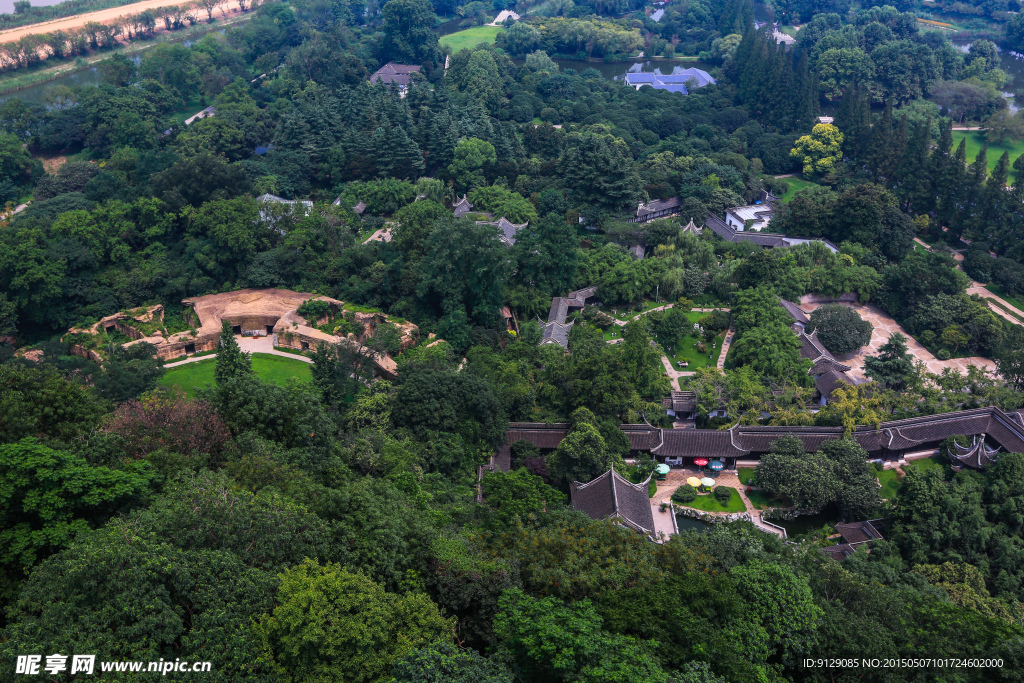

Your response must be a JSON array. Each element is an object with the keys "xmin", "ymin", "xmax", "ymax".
[
  {"xmin": 798, "ymin": 293, "xmax": 858, "ymax": 305},
  {"xmin": 673, "ymin": 506, "xmax": 753, "ymax": 524},
  {"xmin": 68, "ymin": 344, "xmax": 103, "ymax": 363}
]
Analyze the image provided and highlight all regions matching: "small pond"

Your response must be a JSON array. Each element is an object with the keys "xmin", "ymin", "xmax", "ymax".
[{"xmin": 675, "ymin": 515, "xmax": 713, "ymax": 533}]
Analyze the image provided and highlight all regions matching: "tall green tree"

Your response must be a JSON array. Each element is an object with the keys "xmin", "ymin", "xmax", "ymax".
[
  {"xmin": 256, "ymin": 559, "xmax": 454, "ymax": 683},
  {"xmin": 215, "ymin": 320, "xmax": 252, "ymax": 385},
  {"xmin": 381, "ymin": 0, "xmax": 441, "ymax": 64}
]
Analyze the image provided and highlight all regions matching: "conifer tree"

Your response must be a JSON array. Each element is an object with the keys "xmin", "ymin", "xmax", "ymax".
[
  {"xmin": 865, "ymin": 101, "xmax": 893, "ymax": 181},
  {"xmin": 379, "ymin": 125, "xmax": 425, "ymax": 180},
  {"xmin": 215, "ymin": 320, "xmax": 252, "ymax": 385},
  {"xmin": 896, "ymin": 119, "xmax": 932, "ymax": 213}
]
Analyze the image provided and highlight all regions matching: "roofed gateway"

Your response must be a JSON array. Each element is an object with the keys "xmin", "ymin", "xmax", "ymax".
[{"xmin": 571, "ymin": 468, "xmax": 656, "ymax": 537}]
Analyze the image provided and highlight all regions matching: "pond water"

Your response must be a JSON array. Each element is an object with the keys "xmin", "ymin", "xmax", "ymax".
[
  {"xmin": 952, "ymin": 38, "xmax": 1024, "ymax": 111},
  {"xmin": 0, "ymin": 29, "xmax": 223, "ymax": 104},
  {"xmin": 675, "ymin": 515, "xmax": 712, "ymax": 533},
  {"xmin": 775, "ymin": 509, "xmax": 840, "ymax": 538}
]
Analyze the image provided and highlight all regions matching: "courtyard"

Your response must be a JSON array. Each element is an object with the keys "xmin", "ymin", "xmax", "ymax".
[{"xmin": 796, "ymin": 300, "xmax": 996, "ymax": 379}]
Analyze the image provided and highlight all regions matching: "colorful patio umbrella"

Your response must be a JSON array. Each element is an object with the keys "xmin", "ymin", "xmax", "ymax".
[
  {"xmin": 701, "ymin": 477, "xmax": 715, "ymax": 487},
  {"xmin": 686, "ymin": 477, "xmax": 701, "ymax": 487},
  {"xmin": 655, "ymin": 464, "xmax": 671, "ymax": 475},
  {"xmin": 709, "ymin": 460, "xmax": 724, "ymax": 471},
  {"xmin": 694, "ymin": 458, "xmax": 709, "ymax": 467}
]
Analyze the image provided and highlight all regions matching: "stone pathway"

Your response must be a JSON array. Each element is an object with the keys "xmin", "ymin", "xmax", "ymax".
[
  {"xmin": 163, "ymin": 335, "xmax": 314, "ymax": 368},
  {"xmin": 716, "ymin": 326, "xmax": 735, "ymax": 370}
]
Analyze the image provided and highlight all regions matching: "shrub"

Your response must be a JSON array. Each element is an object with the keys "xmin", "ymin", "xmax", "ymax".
[
  {"xmin": 714, "ymin": 487, "xmax": 732, "ymax": 505},
  {"xmin": 699, "ymin": 309, "xmax": 731, "ymax": 332},
  {"xmin": 672, "ymin": 485, "xmax": 696, "ymax": 503},
  {"xmin": 297, "ymin": 299, "xmax": 331, "ymax": 322},
  {"xmin": 937, "ymin": 348, "xmax": 951, "ymax": 360},
  {"xmin": 806, "ymin": 304, "xmax": 873, "ymax": 355}
]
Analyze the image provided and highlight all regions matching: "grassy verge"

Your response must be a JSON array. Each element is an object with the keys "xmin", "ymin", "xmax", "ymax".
[
  {"xmin": 677, "ymin": 486, "xmax": 745, "ymax": 513},
  {"xmin": 737, "ymin": 467, "xmax": 755, "ymax": 485},
  {"xmin": 159, "ymin": 353, "xmax": 311, "ymax": 397},
  {"xmin": 985, "ymin": 284, "xmax": 1024, "ymax": 313},
  {"xmin": 951, "ymin": 131, "xmax": 1024, "ymax": 183},
  {"xmin": 779, "ymin": 176, "xmax": 820, "ymax": 203},
  {"xmin": 662, "ymin": 310, "xmax": 724, "ymax": 371},
  {"xmin": 439, "ymin": 25, "xmax": 504, "ymax": 52}
]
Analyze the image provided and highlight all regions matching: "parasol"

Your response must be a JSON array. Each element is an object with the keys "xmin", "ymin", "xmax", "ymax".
[
  {"xmin": 694, "ymin": 458, "xmax": 709, "ymax": 467},
  {"xmin": 709, "ymin": 460, "xmax": 724, "ymax": 471},
  {"xmin": 655, "ymin": 463, "xmax": 671, "ymax": 475},
  {"xmin": 686, "ymin": 477, "xmax": 701, "ymax": 487},
  {"xmin": 701, "ymin": 477, "xmax": 715, "ymax": 487}
]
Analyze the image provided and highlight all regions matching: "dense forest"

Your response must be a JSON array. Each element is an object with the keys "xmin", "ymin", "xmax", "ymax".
[{"xmin": 1, "ymin": 0, "xmax": 1024, "ymax": 680}]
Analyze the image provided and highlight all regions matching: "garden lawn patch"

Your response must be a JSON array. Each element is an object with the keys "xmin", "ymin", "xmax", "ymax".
[
  {"xmin": 439, "ymin": 25, "xmax": 504, "ymax": 52},
  {"xmin": 738, "ymin": 467, "xmax": 756, "ymax": 485},
  {"xmin": 876, "ymin": 468, "xmax": 901, "ymax": 499},
  {"xmin": 779, "ymin": 176, "xmax": 820, "ymax": 203},
  {"xmin": 903, "ymin": 454, "xmax": 951, "ymax": 478},
  {"xmin": 663, "ymin": 312, "xmax": 725, "ymax": 371},
  {"xmin": 159, "ymin": 353, "xmax": 312, "ymax": 397},
  {"xmin": 951, "ymin": 131, "xmax": 1024, "ymax": 183},
  {"xmin": 677, "ymin": 486, "xmax": 745, "ymax": 513}
]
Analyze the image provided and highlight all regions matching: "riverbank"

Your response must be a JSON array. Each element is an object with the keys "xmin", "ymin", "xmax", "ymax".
[{"xmin": 0, "ymin": 8, "xmax": 253, "ymax": 97}]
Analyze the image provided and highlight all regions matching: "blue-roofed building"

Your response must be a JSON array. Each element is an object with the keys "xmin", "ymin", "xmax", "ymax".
[
  {"xmin": 651, "ymin": 8, "xmax": 665, "ymax": 21},
  {"xmin": 623, "ymin": 67, "xmax": 715, "ymax": 93}
]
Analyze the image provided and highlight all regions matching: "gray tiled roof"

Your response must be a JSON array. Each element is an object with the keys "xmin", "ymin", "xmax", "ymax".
[
  {"xmin": 823, "ymin": 543, "xmax": 858, "ymax": 561},
  {"xmin": 369, "ymin": 63, "xmax": 421, "ymax": 87},
  {"xmin": 779, "ymin": 298, "xmax": 809, "ymax": 325},
  {"xmin": 571, "ymin": 469, "xmax": 655, "ymax": 535},
  {"xmin": 662, "ymin": 390, "xmax": 697, "ymax": 413},
  {"xmin": 836, "ymin": 520, "xmax": 883, "ymax": 545},
  {"xmin": 493, "ymin": 407, "xmax": 1024, "ymax": 467}
]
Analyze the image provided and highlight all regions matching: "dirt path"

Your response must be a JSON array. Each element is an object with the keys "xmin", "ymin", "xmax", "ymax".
[{"xmin": 0, "ymin": 0, "xmax": 245, "ymax": 44}]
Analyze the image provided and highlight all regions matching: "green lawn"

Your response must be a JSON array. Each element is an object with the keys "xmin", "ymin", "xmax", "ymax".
[
  {"xmin": 985, "ymin": 284, "xmax": 1024, "ymax": 313},
  {"xmin": 662, "ymin": 310, "xmax": 725, "ymax": 371},
  {"xmin": 677, "ymin": 486, "xmax": 746, "ymax": 513},
  {"xmin": 439, "ymin": 25, "xmax": 504, "ymax": 52},
  {"xmin": 951, "ymin": 131, "xmax": 1024, "ymax": 183},
  {"xmin": 779, "ymin": 176, "xmax": 820, "ymax": 203},
  {"xmin": 876, "ymin": 468, "xmax": 901, "ymax": 499},
  {"xmin": 746, "ymin": 489, "xmax": 791, "ymax": 510},
  {"xmin": 903, "ymin": 454, "xmax": 951, "ymax": 478},
  {"xmin": 737, "ymin": 467, "xmax": 756, "ymax": 485},
  {"xmin": 160, "ymin": 353, "xmax": 312, "ymax": 397}
]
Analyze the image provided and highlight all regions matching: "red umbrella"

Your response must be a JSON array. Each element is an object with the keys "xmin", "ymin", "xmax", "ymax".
[{"xmin": 694, "ymin": 458, "xmax": 709, "ymax": 467}]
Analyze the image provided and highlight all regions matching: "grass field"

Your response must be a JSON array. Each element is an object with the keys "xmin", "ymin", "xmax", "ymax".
[
  {"xmin": 439, "ymin": 26, "xmax": 504, "ymax": 52},
  {"xmin": 738, "ymin": 467, "xmax": 755, "ymax": 485},
  {"xmin": 159, "ymin": 354, "xmax": 312, "ymax": 397},
  {"xmin": 677, "ymin": 486, "xmax": 746, "ymax": 513},
  {"xmin": 951, "ymin": 131, "xmax": 1024, "ymax": 183},
  {"xmin": 779, "ymin": 176, "xmax": 820, "ymax": 203}
]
